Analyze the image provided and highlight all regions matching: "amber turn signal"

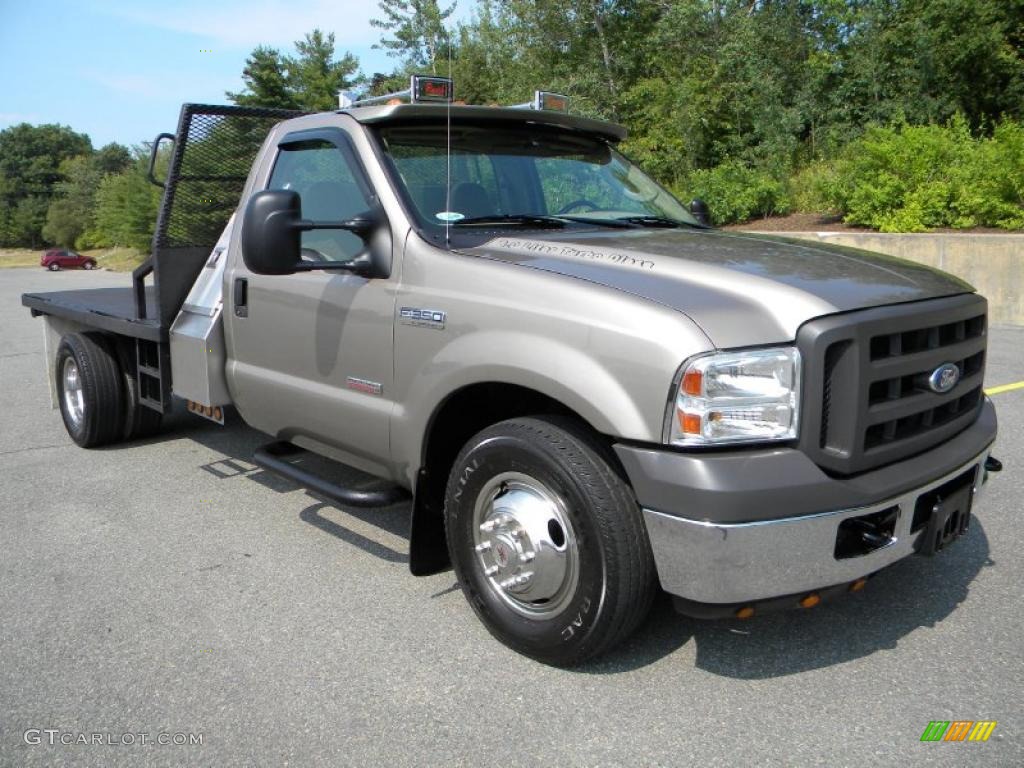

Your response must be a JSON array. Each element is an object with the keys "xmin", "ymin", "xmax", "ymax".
[
  {"xmin": 849, "ymin": 578, "xmax": 867, "ymax": 592},
  {"xmin": 799, "ymin": 593, "xmax": 821, "ymax": 609},
  {"xmin": 678, "ymin": 412, "xmax": 702, "ymax": 435},
  {"xmin": 735, "ymin": 606, "xmax": 755, "ymax": 619},
  {"xmin": 682, "ymin": 369, "xmax": 703, "ymax": 396}
]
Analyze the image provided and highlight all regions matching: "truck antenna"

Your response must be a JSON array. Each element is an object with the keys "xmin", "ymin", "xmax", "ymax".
[{"xmin": 445, "ymin": 26, "xmax": 453, "ymax": 249}]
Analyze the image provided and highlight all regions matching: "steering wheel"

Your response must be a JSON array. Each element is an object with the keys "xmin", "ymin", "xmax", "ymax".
[{"xmin": 557, "ymin": 199, "xmax": 600, "ymax": 214}]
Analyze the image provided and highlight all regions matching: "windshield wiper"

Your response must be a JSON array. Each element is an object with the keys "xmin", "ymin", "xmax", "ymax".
[
  {"xmin": 453, "ymin": 214, "xmax": 567, "ymax": 228},
  {"xmin": 554, "ymin": 215, "xmax": 636, "ymax": 229},
  {"xmin": 615, "ymin": 215, "xmax": 702, "ymax": 229}
]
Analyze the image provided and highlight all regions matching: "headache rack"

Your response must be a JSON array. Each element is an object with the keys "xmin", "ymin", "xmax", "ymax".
[
  {"xmin": 137, "ymin": 103, "xmax": 308, "ymax": 327},
  {"xmin": 120, "ymin": 103, "xmax": 309, "ymax": 410}
]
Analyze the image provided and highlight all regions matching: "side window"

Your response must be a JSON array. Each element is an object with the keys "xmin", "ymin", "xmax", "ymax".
[{"xmin": 268, "ymin": 139, "xmax": 371, "ymax": 262}]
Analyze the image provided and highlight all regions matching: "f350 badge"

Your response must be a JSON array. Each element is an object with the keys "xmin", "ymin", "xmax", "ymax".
[{"xmin": 400, "ymin": 307, "xmax": 446, "ymax": 329}]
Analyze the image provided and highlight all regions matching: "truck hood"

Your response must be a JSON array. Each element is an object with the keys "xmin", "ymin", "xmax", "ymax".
[{"xmin": 463, "ymin": 229, "xmax": 973, "ymax": 347}]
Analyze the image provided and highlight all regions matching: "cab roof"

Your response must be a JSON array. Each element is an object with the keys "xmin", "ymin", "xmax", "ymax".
[{"xmin": 337, "ymin": 103, "xmax": 628, "ymax": 143}]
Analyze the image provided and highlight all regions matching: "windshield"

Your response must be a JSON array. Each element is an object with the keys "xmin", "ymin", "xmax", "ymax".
[{"xmin": 377, "ymin": 123, "xmax": 699, "ymax": 237}]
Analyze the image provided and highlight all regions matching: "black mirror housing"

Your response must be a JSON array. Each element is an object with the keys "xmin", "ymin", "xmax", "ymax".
[
  {"xmin": 241, "ymin": 189, "xmax": 389, "ymax": 277},
  {"xmin": 241, "ymin": 190, "xmax": 305, "ymax": 275},
  {"xmin": 690, "ymin": 198, "xmax": 711, "ymax": 227}
]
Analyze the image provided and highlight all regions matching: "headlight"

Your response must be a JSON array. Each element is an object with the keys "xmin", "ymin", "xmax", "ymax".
[{"xmin": 666, "ymin": 347, "xmax": 801, "ymax": 446}]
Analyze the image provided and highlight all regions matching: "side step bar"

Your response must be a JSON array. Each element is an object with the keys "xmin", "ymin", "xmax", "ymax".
[{"xmin": 253, "ymin": 441, "xmax": 410, "ymax": 508}]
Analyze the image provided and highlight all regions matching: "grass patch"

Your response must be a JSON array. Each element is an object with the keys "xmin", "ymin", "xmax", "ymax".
[
  {"xmin": 0, "ymin": 249, "xmax": 41, "ymax": 268},
  {"xmin": 0, "ymin": 247, "xmax": 146, "ymax": 272},
  {"xmin": 86, "ymin": 247, "xmax": 147, "ymax": 272}
]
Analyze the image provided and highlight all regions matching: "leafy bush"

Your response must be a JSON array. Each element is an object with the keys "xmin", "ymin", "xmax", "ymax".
[
  {"xmin": 683, "ymin": 161, "xmax": 790, "ymax": 225},
  {"xmin": 786, "ymin": 161, "xmax": 837, "ymax": 215},
  {"xmin": 821, "ymin": 117, "xmax": 1024, "ymax": 231}
]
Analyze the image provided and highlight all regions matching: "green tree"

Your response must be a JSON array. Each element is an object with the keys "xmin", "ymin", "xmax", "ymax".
[
  {"xmin": 0, "ymin": 123, "xmax": 91, "ymax": 246},
  {"xmin": 228, "ymin": 46, "xmax": 298, "ymax": 109},
  {"xmin": 228, "ymin": 30, "xmax": 360, "ymax": 110},
  {"xmin": 92, "ymin": 151, "xmax": 161, "ymax": 250},
  {"xmin": 43, "ymin": 144, "xmax": 132, "ymax": 247},
  {"xmin": 372, "ymin": 0, "xmax": 456, "ymax": 75}
]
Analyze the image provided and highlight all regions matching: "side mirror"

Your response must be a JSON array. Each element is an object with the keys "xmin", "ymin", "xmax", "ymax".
[
  {"xmin": 690, "ymin": 198, "xmax": 711, "ymax": 227},
  {"xmin": 240, "ymin": 189, "xmax": 385, "ymax": 276}
]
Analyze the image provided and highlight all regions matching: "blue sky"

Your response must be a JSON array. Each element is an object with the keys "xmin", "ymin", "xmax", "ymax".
[{"xmin": 0, "ymin": 0, "xmax": 472, "ymax": 149}]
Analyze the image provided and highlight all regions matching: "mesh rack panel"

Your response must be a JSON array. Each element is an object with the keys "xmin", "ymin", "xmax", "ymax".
[{"xmin": 153, "ymin": 104, "xmax": 309, "ymax": 250}]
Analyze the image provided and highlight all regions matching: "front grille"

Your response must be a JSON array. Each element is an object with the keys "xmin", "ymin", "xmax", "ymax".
[{"xmin": 798, "ymin": 294, "xmax": 987, "ymax": 475}]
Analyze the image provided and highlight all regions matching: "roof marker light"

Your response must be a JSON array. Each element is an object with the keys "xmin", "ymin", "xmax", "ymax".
[
  {"xmin": 339, "ymin": 75, "xmax": 453, "ymax": 109},
  {"xmin": 510, "ymin": 90, "xmax": 570, "ymax": 112}
]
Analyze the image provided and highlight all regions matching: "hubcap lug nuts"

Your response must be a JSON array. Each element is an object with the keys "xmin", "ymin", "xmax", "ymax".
[{"xmin": 475, "ymin": 541, "xmax": 492, "ymax": 552}]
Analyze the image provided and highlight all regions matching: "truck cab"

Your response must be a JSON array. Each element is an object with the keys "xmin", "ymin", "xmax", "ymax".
[{"xmin": 23, "ymin": 80, "xmax": 1000, "ymax": 666}]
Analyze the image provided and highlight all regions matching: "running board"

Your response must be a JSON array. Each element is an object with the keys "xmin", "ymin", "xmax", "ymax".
[{"xmin": 253, "ymin": 441, "xmax": 410, "ymax": 508}]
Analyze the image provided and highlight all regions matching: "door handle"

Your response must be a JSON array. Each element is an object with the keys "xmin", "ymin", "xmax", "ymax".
[{"xmin": 233, "ymin": 278, "xmax": 248, "ymax": 317}]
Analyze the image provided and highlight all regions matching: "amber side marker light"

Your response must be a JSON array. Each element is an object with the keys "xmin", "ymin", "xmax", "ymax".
[
  {"xmin": 799, "ymin": 593, "xmax": 821, "ymax": 609},
  {"xmin": 682, "ymin": 370, "xmax": 703, "ymax": 396},
  {"xmin": 678, "ymin": 412, "xmax": 702, "ymax": 435},
  {"xmin": 735, "ymin": 606, "xmax": 755, "ymax": 619},
  {"xmin": 849, "ymin": 578, "xmax": 867, "ymax": 592}
]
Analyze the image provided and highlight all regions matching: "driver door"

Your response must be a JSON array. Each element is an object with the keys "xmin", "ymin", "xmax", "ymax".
[{"xmin": 225, "ymin": 128, "xmax": 396, "ymax": 475}]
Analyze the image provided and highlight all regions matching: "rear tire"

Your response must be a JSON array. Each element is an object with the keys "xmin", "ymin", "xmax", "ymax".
[
  {"xmin": 56, "ymin": 332, "xmax": 126, "ymax": 448},
  {"xmin": 111, "ymin": 340, "xmax": 163, "ymax": 441},
  {"xmin": 445, "ymin": 416, "xmax": 656, "ymax": 667},
  {"xmin": 121, "ymin": 368, "xmax": 163, "ymax": 441}
]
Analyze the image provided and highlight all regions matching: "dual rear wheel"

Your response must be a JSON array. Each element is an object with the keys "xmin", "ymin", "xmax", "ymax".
[{"xmin": 56, "ymin": 332, "xmax": 162, "ymax": 448}]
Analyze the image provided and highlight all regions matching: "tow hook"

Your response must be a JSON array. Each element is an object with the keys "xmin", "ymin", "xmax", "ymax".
[{"xmin": 985, "ymin": 456, "xmax": 1003, "ymax": 473}]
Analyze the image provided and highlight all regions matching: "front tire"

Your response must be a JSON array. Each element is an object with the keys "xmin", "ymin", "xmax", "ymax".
[
  {"xmin": 56, "ymin": 333, "xmax": 126, "ymax": 447},
  {"xmin": 445, "ymin": 417, "xmax": 656, "ymax": 667},
  {"xmin": 83, "ymin": 260, "xmax": 96, "ymax": 270},
  {"xmin": 48, "ymin": 263, "xmax": 60, "ymax": 271}
]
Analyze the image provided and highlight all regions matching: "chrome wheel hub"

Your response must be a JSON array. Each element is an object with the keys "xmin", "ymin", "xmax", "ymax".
[
  {"xmin": 62, "ymin": 357, "xmax": 85, "ymax": 429},
  {"xmin": 472, "ymin": 472, "xmax": 579, "ymax": 619}
]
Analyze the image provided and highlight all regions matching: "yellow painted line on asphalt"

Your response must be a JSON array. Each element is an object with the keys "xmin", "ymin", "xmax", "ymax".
[{"xmin": 985, "ymin": 380, "xmax": 1024, "ymax": 396}]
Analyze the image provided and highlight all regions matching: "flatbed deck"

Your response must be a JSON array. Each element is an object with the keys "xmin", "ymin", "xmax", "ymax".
[{"xmin": 22, "ymin": 287, "xmax": 164, "ymax": 342}]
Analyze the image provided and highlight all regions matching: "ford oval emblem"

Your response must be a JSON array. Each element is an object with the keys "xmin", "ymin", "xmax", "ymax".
[{"xmin": 928, "ymin": 363, "xmax": 960, "ymax": 394}]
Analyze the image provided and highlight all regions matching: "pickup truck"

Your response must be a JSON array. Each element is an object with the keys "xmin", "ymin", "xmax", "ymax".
[{"xmin": 22, "ymin": 78, "xmax": 1001, "ymax": 666}]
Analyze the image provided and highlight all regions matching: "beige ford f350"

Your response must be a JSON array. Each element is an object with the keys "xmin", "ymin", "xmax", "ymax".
[{"xmin": 23, "ymin": 78, "xmax": 1001, "ymax": 666}]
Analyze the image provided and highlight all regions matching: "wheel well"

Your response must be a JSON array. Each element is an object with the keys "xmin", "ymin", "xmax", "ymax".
[{"xmin": 409, "ymin": 382, "xmax": 618, "ymax": 575}]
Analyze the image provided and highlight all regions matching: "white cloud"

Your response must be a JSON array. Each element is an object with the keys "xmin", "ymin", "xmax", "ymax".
[
  {"xmin": 87, "ymin": 72, "xmax": 164, "ymax": 98},
  {"xmin": 84, "ymin": 68, "xmax": 240, "ymax": 108},
  {"xmin": 103, "ymin": 0, "xmax": 389, "ymax": 51},
  {"xmin": 0, "ymin": 112, "xmax": 42, "ymax": 125}
]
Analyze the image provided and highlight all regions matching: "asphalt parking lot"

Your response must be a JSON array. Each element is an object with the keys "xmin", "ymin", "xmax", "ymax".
[{"xmin": 1, "ymin": 267, "xmax": 1022, "ymax": 767}]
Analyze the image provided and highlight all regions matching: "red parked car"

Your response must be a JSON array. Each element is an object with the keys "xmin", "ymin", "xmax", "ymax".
[{"xmin": 41, "ymin": 249, "xmax": 97, "ymax": 271}]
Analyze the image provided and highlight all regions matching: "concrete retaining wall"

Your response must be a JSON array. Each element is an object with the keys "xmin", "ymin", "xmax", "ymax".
[{"xmin": 758, "ymin": 232, "xmax": 1023, "ymax": 326}]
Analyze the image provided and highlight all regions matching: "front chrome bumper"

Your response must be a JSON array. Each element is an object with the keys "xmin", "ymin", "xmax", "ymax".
[{"xmin": 642, "ymin": 446, "xmax": 994, "ymax": 605}]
